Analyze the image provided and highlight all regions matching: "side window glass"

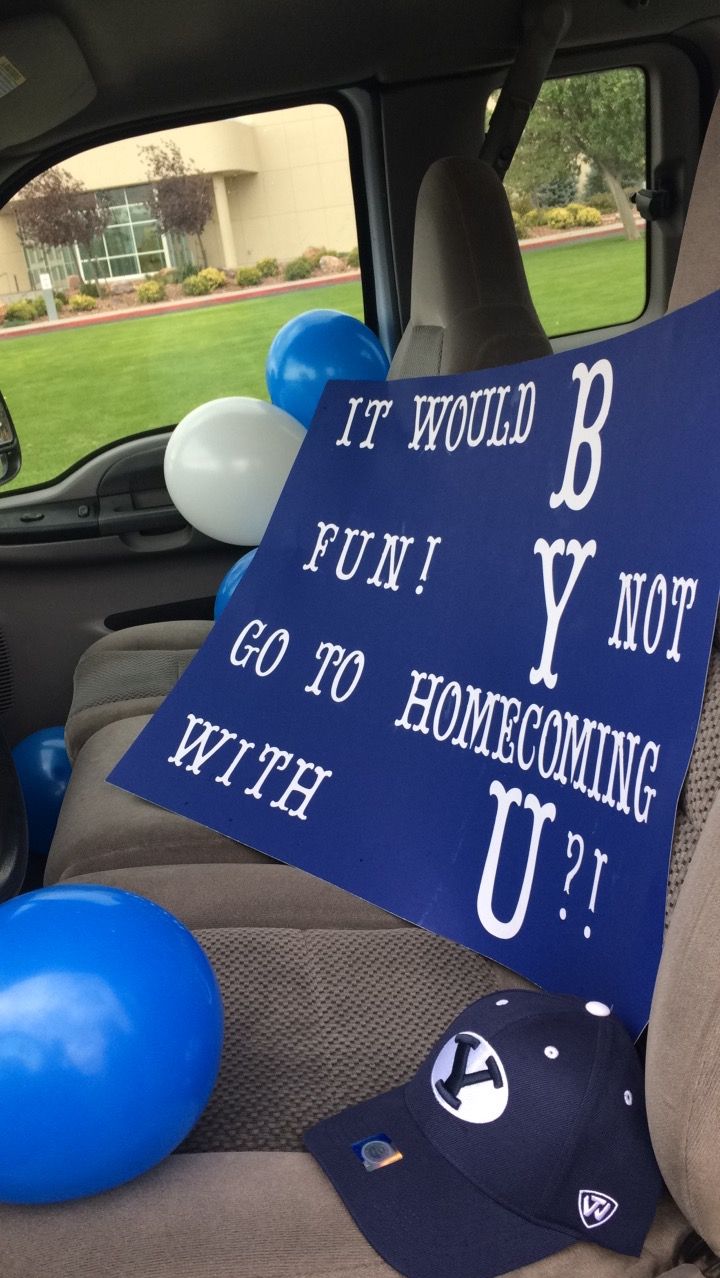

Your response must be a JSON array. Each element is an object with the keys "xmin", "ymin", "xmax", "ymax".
[
  {"xmin": 498, "ymin": 67, "xmax": 647, "ymax": 336},
  {"xmin": 0, "ymin": 105, "xmax": 361, "ymax": 492}
]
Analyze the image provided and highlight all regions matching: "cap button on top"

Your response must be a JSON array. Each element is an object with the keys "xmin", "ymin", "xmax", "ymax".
[{"xmin": 585, "ymin": 1001, "xmax": 611, "ymax": 1017}]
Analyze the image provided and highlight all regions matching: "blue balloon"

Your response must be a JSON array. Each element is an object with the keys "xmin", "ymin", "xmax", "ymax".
[
  {"xmin": 214, "ymin": 548, "xmax": 257, "ymax": 620},
  {"xmin": 266, "ymin": 309, "xmax": 389, "ymax": 428},
  {"xmin": 12, "ymin": 726, "xmax": 71, "ymax": 856},
  {"xmin": 0, "ymin": 885, "xmax": 223, "ymax": 1204}
]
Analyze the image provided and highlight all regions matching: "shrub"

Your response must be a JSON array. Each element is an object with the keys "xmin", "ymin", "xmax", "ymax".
[
  {"xmin": 302, "ymin": 245, "xmax": 327, "ymax": 268},
  {"xmin": 511, "ymin": 210, "xmax": 530, "ymax": 239},
  {"xmin": 182, "ymin": 272, "xmax": 213, "ymax": 296},
  {"xmin": 523, "ymin": 208, "xmax": 546, "ymax": 227},
  {"xmin": 197, "ymin": 266, "xmax": 226, "ymax": 291},
  {"xmin": 509, "ymin": 192, "xmax": 534, "ymax": 216},
  {"xmin": 4, "ymin": 300, "xmax": 35, "ymax": 325},
  {"xmin": 284, "ymin": 256, "xmax": 313, "ymax": 281},
  {"xmin": 255, "ymin": 257, "xmax": 279, "ymax": 279},
  {"xmin": 545, "ymin": 206, "xmax": 573, "ymax": 230},
  {"xmin": 53, "ymin": 290, "xmax": 68, "ymax": 307},
  {"xmin": 68, "ymin": 293, "xmax": 98, "ymax": 312},
  {"xmin": 565, "ymin": 202, "xmax": 602, "ymax": 228},
  {"xmin": 136, "ymin": 279, "xmax": 167, "ymax": 304},
  {"xmin": 536, "ymin": 175, "xmax": 577, "ymax": 208},
  {"xmin": 345, "ymin": 246, "xmax": 359, "ymax": 268},
  {"xmin": 235, "ymin": 266, "xmax": 262, "ymax": 287},
  {"xmin": 78, "ymin": 280, "xmax": 102, "ymax": 298},
  {"xmin": 179, "ymin": 261, "xmax": 198, "ymax": 281},
  {"xmin": 584, "ymin": 191, "xmax": 616, "ymax": 213},
  {"xmin": 31, "ymin": 295, "xmax": 47, "ymax": 317}
]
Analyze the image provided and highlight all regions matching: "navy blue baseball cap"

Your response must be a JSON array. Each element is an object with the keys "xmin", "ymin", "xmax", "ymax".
[{"xmin": 304, "ymin": 989, "xmax": 662, "ymax": 1278}]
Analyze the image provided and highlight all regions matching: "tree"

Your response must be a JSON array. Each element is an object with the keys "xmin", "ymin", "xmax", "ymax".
[
  {"xmin": 506, "ymin": 69, "xmax": 645, "ymax": 239},
  {"xmin": 14, "ymin": 167, "xmax": 110, "ymax": 279},
  {"xmin": 139, "ymin": 140, "xmax": 213, "ymax": 267}
]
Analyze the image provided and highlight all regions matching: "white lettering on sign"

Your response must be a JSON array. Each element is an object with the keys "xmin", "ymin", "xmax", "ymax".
[
  {"xmin": 530, "ymin": 539, "xmax": 597, "ymax": 690},
  {"xmin": 394, "ymin": 670, "xmax": 660, "ymax": 825},
  {"xmin": 335, "ymin": 396, "xmax": 393, "ymax": 449},
  {"xmin": 302, "ymin": 522, "xmax": 443, "ymax": 594},
  {"xmin": 550, "ymin": 359, "xmax": 613, "ymax": 512},
  {"xmin": 229, "ymin": 619, "xmax": 290, "ymax": 676},
  {"xmin": 608, "ymin": 571, "xmax": 698, "ymax": 662},
  {"xmin": 476, "ymin": 780, "xmax": 557, "ymax": 940},
  {"xmin": 167, "ymin": 715, "xmax": 332, "ymax": 820},
  {"xmin": 407, "ymin": 382, "xmax": 536, "ymax": 452},
  {"xmin": 305, "ymin": 641, "xmax": 366, "ymax": 702},
  {"xmin": 168, "ymin": 714, "xmax": 238, "ymax": 775}
]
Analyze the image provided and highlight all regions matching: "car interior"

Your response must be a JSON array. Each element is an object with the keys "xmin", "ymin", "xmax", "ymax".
[{"xmin": 2, "ymin": 1, "xmax": 720, "ymax": 1275}]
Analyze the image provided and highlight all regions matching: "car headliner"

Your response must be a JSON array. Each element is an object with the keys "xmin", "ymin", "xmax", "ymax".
[{"xmin": 0, "ymin": 0, "xmax": 718, "ymax": 188}]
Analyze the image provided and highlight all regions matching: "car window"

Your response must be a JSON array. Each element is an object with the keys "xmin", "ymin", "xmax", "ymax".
[
  {"xmin": 0, "ymin": 104, "xmax": 362, "ymax": 493},
  {"xmin": 495, "ymin": 67, "xmax": 647, "ymax": 337}
]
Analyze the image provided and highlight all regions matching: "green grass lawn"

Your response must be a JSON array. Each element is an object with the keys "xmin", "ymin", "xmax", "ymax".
[
  {"xmin": 523, "ymin": 233, "xmax": 646, "ymax": 335},
  {"xmin": 0, "ymin": 235, "xmax": 645, "ymax": 492}
]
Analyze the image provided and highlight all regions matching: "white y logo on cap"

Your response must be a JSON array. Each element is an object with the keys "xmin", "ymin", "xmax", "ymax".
[
  {"xmin": 578, "ymin": 1191, "xmax": 618, "ymax": 1229},
  {"xmin": 431, "ymin": 1031, "xmax": 509, "ymax": 1123}
]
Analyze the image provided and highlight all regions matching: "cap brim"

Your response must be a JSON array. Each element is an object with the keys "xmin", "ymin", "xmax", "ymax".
[{"xmin": 305, "ymin": 1086, "xmax": 579, "ymax": 1278}]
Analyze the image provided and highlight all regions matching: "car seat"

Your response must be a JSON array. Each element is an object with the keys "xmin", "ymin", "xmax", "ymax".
[
  {"xmin": 5, "ymin": 102, "xmax": 720, "ymax": 1273},
  {"xmin": 62, "ymin": 155, "xmax": 552, "ymax": 768},
  {"xmin": 4, "ymin": 802, "xmax": 720, "ymax": 1276}
]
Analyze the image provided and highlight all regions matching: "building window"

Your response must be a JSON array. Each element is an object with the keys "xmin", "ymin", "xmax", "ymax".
[
  {"xmin": 24, "ymin": 243, "xmax": 77, "ymax": 288},
  {"xmin": 21, "ymin": 183, "xmax": 190, "ymax": 285},
  {"xmin": 77, "ymin": 184, "xmax": 182, "ymax": 280}
]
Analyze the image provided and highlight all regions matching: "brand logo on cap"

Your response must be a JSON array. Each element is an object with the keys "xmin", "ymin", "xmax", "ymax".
[
  {"xmin": 578, "ymin": 1190, "xmax": 619, "ymax": 1229},
  {"xmin": 431, "ymin": 1031, "xmax": 509, "ymax": 1123}
]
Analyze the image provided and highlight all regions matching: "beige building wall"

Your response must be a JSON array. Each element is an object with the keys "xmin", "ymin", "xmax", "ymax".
[
  {"xmin": 0, "ymin": 211, "xmax": 28, "ymax": 293},
  {"xmin": 62, "ymin": 120, "xmax": 259, "ymax": 191},
  {"xmin": 225, "ymin": 105, "xmax": 357, "ymax": 266},
  {"xmin": 0, "ymin": 104, "xmax": 356, "ymax": 291}
]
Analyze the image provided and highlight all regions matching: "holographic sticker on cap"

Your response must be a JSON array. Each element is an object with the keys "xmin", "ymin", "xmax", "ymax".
[{"xmin": 352, "ymin": 1134, "xmax": 403, "ymax": 1171}]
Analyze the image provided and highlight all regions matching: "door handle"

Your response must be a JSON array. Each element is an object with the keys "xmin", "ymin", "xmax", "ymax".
[{"xmin": 97, "ymin": 493, "xmax": 187, "ymax": 536}]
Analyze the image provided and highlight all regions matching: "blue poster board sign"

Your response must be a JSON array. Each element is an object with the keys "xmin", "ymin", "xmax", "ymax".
[{"xmin": 110, "ymin": 291, "xmax": 720, "ymax": 1035}]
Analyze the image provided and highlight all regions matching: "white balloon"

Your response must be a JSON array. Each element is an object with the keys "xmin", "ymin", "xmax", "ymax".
[{"xmin": 164, "ymin": 397, "xmax": 306, "ymax": 545}]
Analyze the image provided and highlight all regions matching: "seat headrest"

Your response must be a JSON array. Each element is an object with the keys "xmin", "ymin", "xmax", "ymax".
[
  {"xmin": 389, "ymin": 156, "xmax": 551, "ymax": 380},
  {"xmin": 670, "ymin": 92, "xmax": 720, "ymax": 312}
]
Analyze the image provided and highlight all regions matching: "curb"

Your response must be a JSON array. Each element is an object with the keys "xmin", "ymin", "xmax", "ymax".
[
  {"xmin": 518, "ymin": 221, "xmax": 642, "ymax": 251},
  {"xmin": 0, "ymin": 223, "xmax": 641, "ymax": 341},
  {"xmin": 0, "ymin": 270, "xmax": 362, "ymax": 340}
]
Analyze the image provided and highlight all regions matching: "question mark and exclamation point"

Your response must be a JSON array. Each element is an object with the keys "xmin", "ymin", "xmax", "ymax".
[{"xmin": 559, "ymin": 832, "xmax": 608, "ymax": 938}]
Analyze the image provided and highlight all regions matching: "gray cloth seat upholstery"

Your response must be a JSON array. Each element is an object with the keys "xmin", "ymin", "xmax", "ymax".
[
  {"xmin": 46, "ymin": 714, "xmax": 267, "ymax": 882},
  {"xmin": 34, "ymin": 620, "xmax": 719, "ymax": 1272},
  {"xmin": 63, "ymin": 156, "xmax": 551, "ymax": 763},
  {"xmin": 2, "ymin": 1154, "xmax": 690, "ymax": 1278},
  {"xmin": 5, "ymin": 835, "xmax": 712, "ymax": 1276},
  {"xmin": 65, "ymin": 620, "xmax": 212, "ymax": 763}
]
